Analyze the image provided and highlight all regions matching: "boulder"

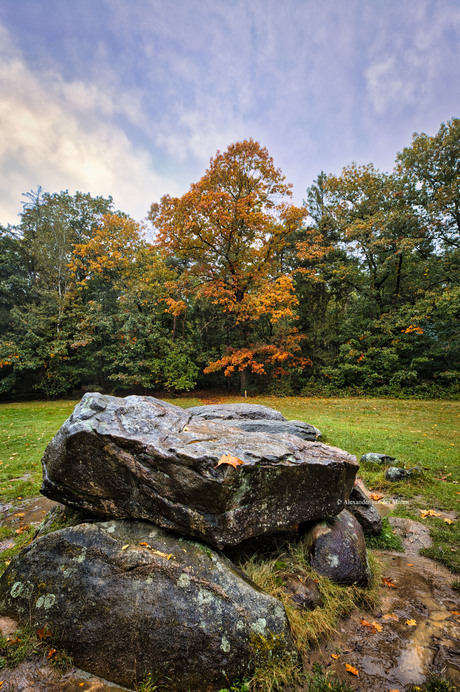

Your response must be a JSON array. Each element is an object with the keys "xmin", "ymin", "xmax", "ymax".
[
  {"xmin": 0, "ymin": 520, "xmax": 296, "ymax": 691},
  {"xmin": 360, "ymin": 452, "xmax": 396, "ymax": 466},
  {"xmin": 346, "ymin": 485, "xmax": 382, "ymax": 536},
  {"xmin": 214, "ymin": 419, "xmax": 321, "ymax": 441},
  {"xmin": 187, "ymin": 403, "xmax": 286, "ymax": 421},
  {"xmin": 41, "ymin": 393, "xmax": 358, "ymax": 550},
  {"xmin": 304, "ymin": 510, "xmax": 371, "ymax": 586}
]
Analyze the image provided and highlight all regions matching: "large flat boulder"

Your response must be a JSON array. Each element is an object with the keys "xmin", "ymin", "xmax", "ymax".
[
  {"xmin": 41, "ymin": 393, "xmax": 358, "ymax": 549},
  {"xmin": 0, "ymin": 520, "xmax": 296, "ymax": 690}
]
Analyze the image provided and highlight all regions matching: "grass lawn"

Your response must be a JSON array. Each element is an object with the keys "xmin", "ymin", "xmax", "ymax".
[{"xmin": 0, "ymin": 395, "xmax": 458, "ymax": 572}]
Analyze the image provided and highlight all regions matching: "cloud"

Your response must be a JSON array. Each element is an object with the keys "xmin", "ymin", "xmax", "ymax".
[{"xmin": 0, "ymin": 23, "xmax": 177, "ymax": 225}]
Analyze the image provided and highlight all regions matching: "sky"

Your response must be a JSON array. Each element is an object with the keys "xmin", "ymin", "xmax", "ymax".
[{"xmin": 0, "ymin": 0, "xmax": 459, "ymax": 227}]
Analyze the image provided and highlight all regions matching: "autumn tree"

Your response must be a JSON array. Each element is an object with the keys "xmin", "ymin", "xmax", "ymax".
[{"xmin": 150, "ymin": 139, "xmax": 312, "ymax": 389}]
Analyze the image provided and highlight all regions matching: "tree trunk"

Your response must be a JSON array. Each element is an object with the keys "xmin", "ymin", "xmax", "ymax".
[{"xmin": 240, "ymin": 368, "xmax": 250, "ymax": 391}]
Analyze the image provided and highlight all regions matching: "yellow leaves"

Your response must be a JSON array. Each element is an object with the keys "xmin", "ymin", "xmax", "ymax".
[
  {"xmin": 420, "ymin": 509, "xmax": 442, "ymax": 518},
  {"xmin": 214, "ymin": 454, "xmax": 245, "ymax": 469},
  {"xmin": 405, "ymin": 619, "xmax": 417, "ymax": 627},
  {"xmin": 121, "ymin": 544, "xmax": 129, "ymax": 551},
  {"xmin": 383, "ymin": 612, "xmax": 399, "ymax": 621},
  {"xmin": 382, "ymin": 577, "xmax": 397, "ymax": 589},
  {"xmin": 444, "ymin": 518, "xmax": 454, "ymax": 525},
  {"xmin": 47, "ymin": 648, "xmax": 57, "ymax": 659},
  {"xmin": 370, "ymin": 493, "xmax": 384, "ymax": 501},
  {"xmin": 360, "ymin": 618, "xmax": 382, "ymax": 633},
  {"xmin": 138, "ymin": 542, "xmax": 173, "ymax": 560},
  {"xmin": 331, "ymin": 653, "xmax": 341, "ymax": 659},
  {"xmin": 344, "ymin": 663, "xmax": 359, "ymax": 676},
  {"xmin": 402, "ymin": 325, "xmax": 424, "ymax": 334}
]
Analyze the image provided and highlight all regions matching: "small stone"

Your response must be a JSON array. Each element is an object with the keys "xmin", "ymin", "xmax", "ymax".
[
  {"xmin": 304, "ymin": 510, "xmax": 371, "ymax": 586},
  {"xmin": 280, "ymin": 572, "xmax": 323, "ymax": 610},
  {"xmin": 360, "ymin": 453, "xmax": 397, "ymax": 466},
  {"xmin": 346, "ymin": 485, "xmax": 382, "ymax": 536},
  {"xmin": 385, "ymin": 467, "xmax": 410, "ymax": 482}
]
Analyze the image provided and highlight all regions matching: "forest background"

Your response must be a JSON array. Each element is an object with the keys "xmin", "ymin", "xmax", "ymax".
[{"xmin": 0, "ymin": 117, "xmax": 458, "ymax": 401}]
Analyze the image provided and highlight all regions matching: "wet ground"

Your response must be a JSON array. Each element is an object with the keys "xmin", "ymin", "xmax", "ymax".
[
  {"xmin": 305, "ymin": 524, "xmax": 460, "ymax": 691},
  {"xmin": 0, "ymin": 496, "xmax": 459, "ymax": 691}
]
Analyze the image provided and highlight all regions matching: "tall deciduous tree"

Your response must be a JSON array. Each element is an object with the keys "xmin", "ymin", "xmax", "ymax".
[{"xmin": 150, "ymin": 139, "xmax": 312, "ymax": 388}]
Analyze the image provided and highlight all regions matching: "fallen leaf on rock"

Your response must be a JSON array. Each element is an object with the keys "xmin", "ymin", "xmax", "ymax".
[
  {"xmin": 382, "ymin": 577, "xmax": 397, "ymax": 588},
  {"xmin": 345, "ymin": 663, "xmax": 359, "ymax": 676},
  {"xmin": 383, "ymin": 612, "xmax": 399, "ymax": 621},
  {"xmin": 151, "ymin": 549, "xmax": 174, "ymax": 560},
  {"xmin": 372, "ymin": 621, "xmax": 383, "ymax": 632},
  {"xmin": 215, "ymin": 454, "xmax": 244, "ymax": 469},
  {"xmin": 121, "ymin": 544, "xmax": 129, "ymax": 550},
  {"xmin": 331, "ymin": 653, "xmax": 340, "ymax": 659},
  {"xmin": 407, "ymin": 563, "xmax": 414, "ymax": 567},
  {"xmin": 139, "ymin": 542, "xmax": 149, "ymax": 547},
  {"xmin": 451, "ymin": 611, "xmax": 460, "ymax": 617},
  {"xmin": 405, "ymin": 619, "xmax": 417, "ymax": 627},
  {"xmin": 370, "ymin": 493, "xmax": 384, "ymax": 501}
]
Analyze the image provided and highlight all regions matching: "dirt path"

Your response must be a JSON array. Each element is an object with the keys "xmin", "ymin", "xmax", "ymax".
[{"xmin": 0, "ymin": 497, "xmax": 459, "ymax": 691}]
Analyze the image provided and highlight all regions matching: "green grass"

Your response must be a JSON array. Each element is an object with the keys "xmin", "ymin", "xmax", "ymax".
[{"xmin": 0, "ymin": 400, "xmax": 78, "ymax": 504}]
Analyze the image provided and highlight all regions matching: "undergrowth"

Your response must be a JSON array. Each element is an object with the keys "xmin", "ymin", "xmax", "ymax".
[
  {"xmin": 240, "ymin": 541, "xmax": 381, "ymax": 691},
  {"xmin": 365, "ymin": 516, "xmax": 404, "ymax": 551}
]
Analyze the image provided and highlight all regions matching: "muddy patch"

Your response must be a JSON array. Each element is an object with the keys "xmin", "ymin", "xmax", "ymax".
[{"xmin": 306, "ymin": 551, "xmax": 460, "ymax": 690}]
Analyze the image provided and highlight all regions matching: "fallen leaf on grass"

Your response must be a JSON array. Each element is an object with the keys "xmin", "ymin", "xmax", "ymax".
[
  {"xmin": 47, "ymin": 648, "xmax": 57, "ymax": 659},
  {"xmin": 383, "ymin": 612, "xmax": 399, "ymax": 621},
  {"xmin": 370, "ymin": 493, "xmax": 384, "ymax": 501},
  {"xmin": 420, "ymin": 509, "xmax": 442, "ymax": 518},
  {"xmin": 345, "ymin": 663, "xmax": 359, "ymax": 676},
  {"xmin": 405, "ymin": 619, "xmax": 417, "ymax": 627},
  {"xmin": 214, "ymin": 454, "xmax": 244, "ymax": 469},
  {"xmin": 382, "ymin": 577, "xmax": 397, "ymax": 588},
  {"xmin": 331, "ymin": 653, "xmax": 340, "ymax": 659},
  {"xmin": 444, "ymin": 518, "xmax": 454, "ymax": 525}
]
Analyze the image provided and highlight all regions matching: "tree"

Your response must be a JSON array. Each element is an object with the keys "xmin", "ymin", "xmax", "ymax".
[
  {"xmin": 397, "ymin": 117, "xmax": 460, "ymax": 249},
  {"xmin": 150, "ymin": 139, "xmax": 311, "ymax": 389}
]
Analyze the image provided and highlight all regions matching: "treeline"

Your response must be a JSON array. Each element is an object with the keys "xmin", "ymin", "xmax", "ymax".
[{"xmin": 0, "ymin": 118, "xmax": 459, "ymax": 400}]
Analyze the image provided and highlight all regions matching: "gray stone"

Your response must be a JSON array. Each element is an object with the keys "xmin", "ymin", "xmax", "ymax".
[
  {"xmin": 346, "ymin": 485, "xmax": 382, "ymax": 536},
  {"xmin": 41, "ymin": 393, "xmax": 358, "ymax": 550},
  {"xmin": 280, "ymin": 572, "xmax": 323, "ymax": 610},
  {"xmin": 360, "ymin": 452, "xmax": 397, "ymax": 466},
  {"xmin": 304, "ymin": 510, "xmax": 371, "ymax": 586},
  {"xmin": 0, "ymin": 520, "xmax": 296, "ymax": 691},
  {"xmin": 187, "ymin": 403, "xmax": 287, "ymax": 421},
  {"xmin": 385, "ymin": 466, "xmax": 410, "ymax": 482},
  {"xmin": 214, "ymin": 419, "xmax": 321, "ymax": 441}
]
